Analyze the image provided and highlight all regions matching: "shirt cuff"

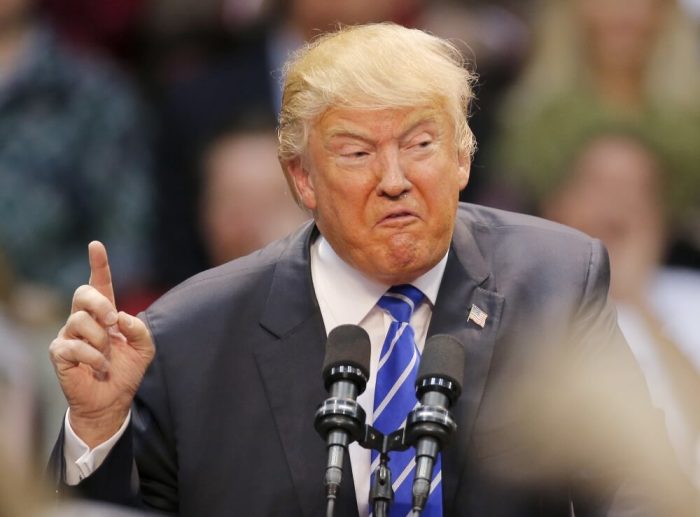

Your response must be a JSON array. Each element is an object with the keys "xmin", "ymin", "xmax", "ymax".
[{"xmin": 63, "ymin": 408, "xmax": 131, "ymax": 485}]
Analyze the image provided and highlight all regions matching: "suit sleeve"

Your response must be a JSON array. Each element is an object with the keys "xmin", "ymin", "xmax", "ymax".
[
  {"xmin": 47, "ymin": 416, "xmax": 142, "ymax": 507},
  {"xmin": 129, "ymin": 313, "xmax": 180, "ymax": 512},
  {"xmin": 47, "ymin": 312, "xmax": 179, "ymax": 514}
]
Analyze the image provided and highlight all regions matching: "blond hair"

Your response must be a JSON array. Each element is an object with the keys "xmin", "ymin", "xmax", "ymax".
[{"xmin": 278, "ymin": 23, "xmax": 477, "ymax": 200}]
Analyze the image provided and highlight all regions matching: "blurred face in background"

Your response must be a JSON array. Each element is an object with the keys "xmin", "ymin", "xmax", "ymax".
[
  {"xmin": 541, "ymin": 135, "xmax": 666, "ymax": 303},
  {"xmin": 200, "ymin": 132, "xmax": 309, "ymax": 265},
  {"xmin": 575, "ymin": 0, "xmax": 669, "ymax": 75}
]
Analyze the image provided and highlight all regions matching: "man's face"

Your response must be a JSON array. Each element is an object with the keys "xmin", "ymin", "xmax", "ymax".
[{"xmin": 288, "ymin": 106, "xmax": 470, "ymax": 285}]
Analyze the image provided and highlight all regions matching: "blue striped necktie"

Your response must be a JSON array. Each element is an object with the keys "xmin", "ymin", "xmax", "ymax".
[{"xmin": 371, "ymin": 284, "xmax": 442, "ymax": 516}]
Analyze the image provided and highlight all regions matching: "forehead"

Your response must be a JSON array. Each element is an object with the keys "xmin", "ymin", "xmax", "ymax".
[{"xmin": 312, "ymin": 106, "xmax": 451, "ymax": 142}]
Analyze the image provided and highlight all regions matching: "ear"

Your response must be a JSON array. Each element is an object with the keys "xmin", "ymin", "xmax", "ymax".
[
  {"xmin": 286, "ymin": 157, "xmax": 317, "ymax": 211},
  {"xmin": 457, "ymin": 152, "xmax": 471, "ymax": 190}
]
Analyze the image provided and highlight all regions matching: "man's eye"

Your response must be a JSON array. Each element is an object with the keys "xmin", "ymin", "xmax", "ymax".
[
  {"xmin": 343, "ymin": 151, "xmax": 369, "ymax": 158},
  {"xmin": 410, "ymin": 140, "xmax": 432, "ymax": 150}
]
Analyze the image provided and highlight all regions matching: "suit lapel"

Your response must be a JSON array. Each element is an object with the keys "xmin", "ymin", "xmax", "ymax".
[
  {"xmin": 428, "ymin": 215, "xmax": 505, "ymax": 511},
  {"xmin": 253, "ymin": 225, "xmax": 359, "ymax": 517}
]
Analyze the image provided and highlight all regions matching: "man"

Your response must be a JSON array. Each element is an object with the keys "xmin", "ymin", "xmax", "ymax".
[{"xmin": 48, "ymin": 24, "xmax": 690, "ymax": 516}]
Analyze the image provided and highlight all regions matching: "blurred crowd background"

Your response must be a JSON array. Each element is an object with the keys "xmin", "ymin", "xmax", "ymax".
[{"xmin": 1, "ymin": 0, "xmax": 699, "ymax": 510}]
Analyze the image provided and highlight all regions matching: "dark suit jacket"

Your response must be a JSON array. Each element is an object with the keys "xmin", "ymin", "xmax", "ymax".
[{"xmin": 51, "ymin": 203, "xmax": 680, "ymax": 516}]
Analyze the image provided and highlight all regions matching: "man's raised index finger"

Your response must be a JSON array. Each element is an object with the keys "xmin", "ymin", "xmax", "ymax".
[{"xmin": 88, "ymin": 241, "xmax": 116, "ymax": 306}]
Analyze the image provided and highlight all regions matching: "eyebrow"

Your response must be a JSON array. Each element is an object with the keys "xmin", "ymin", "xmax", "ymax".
[
  {"xmin": 401, "ymin": 111, "xmax": 441, "ymax": 136},
  {"xmin": 325, "ymin": 127, "xmax": 374, "ymax": 143}
]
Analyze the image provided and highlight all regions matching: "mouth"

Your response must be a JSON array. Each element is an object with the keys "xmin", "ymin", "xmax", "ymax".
[{"xmin": 377, "ymin": 209, "xmax": 419, "ymax": 227}]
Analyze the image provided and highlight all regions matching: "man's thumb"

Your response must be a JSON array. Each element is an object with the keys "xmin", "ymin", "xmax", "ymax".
[{"xmin": 118, "ymin": 312, "xmax": 154, "ymax": 355}]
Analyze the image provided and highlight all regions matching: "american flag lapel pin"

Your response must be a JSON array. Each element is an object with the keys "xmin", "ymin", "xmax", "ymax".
[{"xmin": 467, "ymin": 304, "xmax": 488, "ymax": 328}]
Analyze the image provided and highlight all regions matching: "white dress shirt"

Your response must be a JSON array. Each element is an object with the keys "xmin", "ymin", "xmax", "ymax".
[{"xmin": 64, "ymin": 234, "xmax": 448, "ymax": 516}]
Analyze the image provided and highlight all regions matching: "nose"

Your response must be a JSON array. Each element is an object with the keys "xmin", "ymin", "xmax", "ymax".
[{"xmin": 375, "ymin": 147, "xmax": 411, "ymax": 199}]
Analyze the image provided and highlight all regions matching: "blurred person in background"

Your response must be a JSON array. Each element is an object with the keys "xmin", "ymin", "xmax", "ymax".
[
  {"xmin": 487, "ymin": 0, "xmax": 700, "ymax": 267},
  {"xmin": 0, "ymin": 0, "xmax": 154, "ymax": 319},
  {"xmin": 198, "ymin": 119, "xmax": 309, "ymax": 266},
  {"xmin": 540, "ymin": 129, "xmax": 700, "ymax": 489}
]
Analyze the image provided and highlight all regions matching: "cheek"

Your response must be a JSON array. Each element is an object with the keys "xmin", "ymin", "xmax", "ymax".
[
  {"xmin": 430, "ymin": 167, "xmax": 465, "ymax": 205},
  {"xmin": 320, "ymin": 173, "xmax": 371, "ymax": 210}
]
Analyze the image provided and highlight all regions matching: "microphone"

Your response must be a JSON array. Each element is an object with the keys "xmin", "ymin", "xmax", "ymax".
[
  {"xmin": 407, "ymin": 334, "xmax": 464, "ymax": 515},
  {"xmin": 314, "ymin": 325, "xmax": 371, "ymax": 516}
]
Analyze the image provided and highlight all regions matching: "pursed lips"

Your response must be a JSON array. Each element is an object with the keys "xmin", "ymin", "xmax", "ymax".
[{"xmin": 376, "ymin": 207, "xmax": 420, "ymax": 227}]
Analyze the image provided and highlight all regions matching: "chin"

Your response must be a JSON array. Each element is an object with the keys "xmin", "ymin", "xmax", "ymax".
[
  {"xmin": 352, "ymin": 236, "xmax": 444, "ymax": 284},
  {"xmin": 375, "ymin": 255, "xmax": 435, "ymax": 285}
]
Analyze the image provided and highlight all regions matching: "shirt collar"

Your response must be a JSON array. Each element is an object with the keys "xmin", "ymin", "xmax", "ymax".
[{"xmin": 310, "ymin": 234, "xmax": 448, "ymax": 327}]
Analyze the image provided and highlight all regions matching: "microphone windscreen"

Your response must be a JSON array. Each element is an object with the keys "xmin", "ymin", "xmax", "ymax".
[
  {"xmin": 323, "ymin": 324, "xmax": 371, "ymax": 378},
  {"xmin": 417, "ymin": 334, "xmax": 465, "ymax": 390}
]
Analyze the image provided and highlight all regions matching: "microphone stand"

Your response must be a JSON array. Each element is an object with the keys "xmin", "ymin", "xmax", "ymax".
[
  {"xmin": 359, "ymin": 426, "xmax": 412, "ymax": 517},
  {"xmin": 369, "ymin": 453, "xmax": 392, "ymax": 517}
]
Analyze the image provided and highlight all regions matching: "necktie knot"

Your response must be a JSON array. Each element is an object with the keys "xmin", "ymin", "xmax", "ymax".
[{"xmin": 378, "ymin": 284, "xmax": 425, "ymax": 324}]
